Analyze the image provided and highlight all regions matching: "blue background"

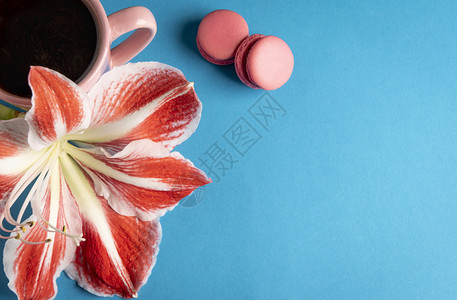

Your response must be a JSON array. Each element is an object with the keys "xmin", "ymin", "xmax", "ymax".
[{"xmin": 3, "ymin": 0, "xmax": 457, "ymax": 299}]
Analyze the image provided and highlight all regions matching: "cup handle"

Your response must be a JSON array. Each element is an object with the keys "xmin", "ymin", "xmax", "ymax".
[{"xmin": 107, "ymin": 6, "xmax": 157, "ymax": 68}]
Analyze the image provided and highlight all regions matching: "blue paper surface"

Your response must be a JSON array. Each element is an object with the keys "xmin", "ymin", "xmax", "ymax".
[{"xmin": 3, "ymin": 0, "xmax": 457, "ymax": 299}]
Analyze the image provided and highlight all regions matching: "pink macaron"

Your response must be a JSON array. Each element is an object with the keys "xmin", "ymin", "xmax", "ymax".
[
  {"xmin": 196, "ymin": 9, "xmax": 249, "ymax": 65},
  {"xmin": 235, "ymin": 34, "xmax": 294, "ymax": 90}
]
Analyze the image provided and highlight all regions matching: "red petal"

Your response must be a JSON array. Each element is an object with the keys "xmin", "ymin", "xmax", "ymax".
[
  {"xmin": 89, "ymin": 62, "xmax": 189, "ymax": 126},
  {"xmin": 65, "ymin": 196, "xmax": 161, "ymax": 298},
  {"xmin": 70, "ymin": 140, "xmax": 211, "ymax": 220},
  {"xmin": 0, "ymin": 119, "xmax": 29, "ymax": 159},
  {"xmin": 74, "ymin": 62, "xmax": 202, "ymax": 153},
  {"xmin": 26, "ymin": 66, "xmax": 91, "ymax": 150},
  {"xmin": 3, "ymin": 169, "xmax": 82, "ymax": 300},
  {"xmin": 94, "ymin": 86, "xmax": 201, "ymax": 153}
]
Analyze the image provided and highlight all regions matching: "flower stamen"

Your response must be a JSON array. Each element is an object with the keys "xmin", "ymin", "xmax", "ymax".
[
  {"xmin": 0, "ymin": 232, "xmax": 22, "ymax": 240},
  {"xmin": 28, "ymin": 155, "xmax": 85, "ymax": 246},
  {"xmin": 3, "ymin": 154, "xmax": 53, "ymax": 233},
  {"xmin": 1, "ymin": 146, "xmax": 54, "ymax": 230},
  {"xmin": 19, "ymin": 236, "xmax": 52, "ymax": 245},
  {"xmin": 33, "ymin": 217, "xmax": 85, "ymax": 246},
  {"xmin": 0, "ymin": 217, "xmax": 22, "ymax": 233}
]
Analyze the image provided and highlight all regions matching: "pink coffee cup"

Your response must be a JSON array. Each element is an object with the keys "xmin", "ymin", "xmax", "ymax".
[{"xmin": 0, "ymin": 0, "xmax": 157, "ymax": 108}]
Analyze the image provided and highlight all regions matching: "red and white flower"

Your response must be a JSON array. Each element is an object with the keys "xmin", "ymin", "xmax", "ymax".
[{"xmin": 0, "ymin": 62, "xmax": 210, "ymax": 299}]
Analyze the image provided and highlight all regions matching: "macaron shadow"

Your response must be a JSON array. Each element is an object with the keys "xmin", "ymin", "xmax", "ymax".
[{"xmin": 180, "ymin": 19, "xmax": 241, "ymax": 85}]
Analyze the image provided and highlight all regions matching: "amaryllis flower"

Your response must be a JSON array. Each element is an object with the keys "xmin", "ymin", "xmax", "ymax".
[{"xmin": 0, "ymin": 62, "xmax": 210, "ymax": 300}]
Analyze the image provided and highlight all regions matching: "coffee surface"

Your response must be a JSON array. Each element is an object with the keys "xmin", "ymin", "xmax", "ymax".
[{"xmin": 0, "ymin": 0, "xmax": 97, "ymax": 97}]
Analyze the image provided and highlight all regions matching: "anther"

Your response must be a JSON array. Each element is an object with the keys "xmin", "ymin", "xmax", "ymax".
[
  {"xmin": 28, "ymin": 221, "xmax": 35, "ymax": 228},
  {"xmin": 20, "ymin": 226, "xmax": 26, "ymax": 233},
  {"xmin": 15, "ymin": 233, "xmax": 21, "ymax": 240},
  {"xmin": 45, "ymin": 238, "xmax": 52, "ymax": 243},
  {"xmin": 62, "ymin": 225, "xmax": 66, "ymax": 232}
]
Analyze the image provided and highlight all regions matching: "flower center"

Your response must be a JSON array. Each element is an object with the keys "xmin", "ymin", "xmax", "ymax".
[{"xmin": 0, "ymin": 140, "xmax": 85, "ymax": 246}]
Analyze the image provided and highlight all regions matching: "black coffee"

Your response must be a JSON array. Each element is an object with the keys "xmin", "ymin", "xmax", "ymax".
[{"xmin": 0, "ymin": 0, "xmax": 97, "ymax": 97}]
